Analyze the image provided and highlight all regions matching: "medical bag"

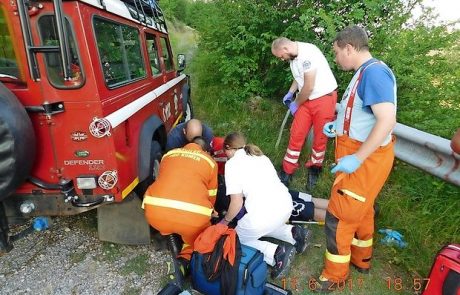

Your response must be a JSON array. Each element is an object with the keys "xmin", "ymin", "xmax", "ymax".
[
  {"xmin": 191, "ymin": 244, "xmax": 268, "ymax": 295},
  {"xmin": 422, "ymin": 244, "xmax": 460, "ymax": 295}
]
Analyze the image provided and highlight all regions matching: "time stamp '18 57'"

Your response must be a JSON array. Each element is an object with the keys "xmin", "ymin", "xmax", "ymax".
[{"xmin": 279, "ymin": 277, "xmax": 430, "ymax": 292}]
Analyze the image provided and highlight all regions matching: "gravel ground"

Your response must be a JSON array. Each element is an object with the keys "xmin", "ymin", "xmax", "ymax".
[{"xmin": 0, "ymin": 211, "xmax": 174, "ymax": 295}]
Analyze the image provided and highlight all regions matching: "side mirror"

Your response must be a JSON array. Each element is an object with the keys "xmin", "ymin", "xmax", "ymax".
[{"xmin": 177, "ymin": 54, "xmax": 186, "ymax": 71}]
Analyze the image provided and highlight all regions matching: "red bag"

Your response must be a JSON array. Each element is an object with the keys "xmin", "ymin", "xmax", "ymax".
[{"xmin": 423, "ymin": 244, "xmax": 460, "ymax": 295}]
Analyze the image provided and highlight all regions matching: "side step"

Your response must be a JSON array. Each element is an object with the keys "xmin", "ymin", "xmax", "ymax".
[{"xmin": 97, "ymin": 192, "xmax": 150, "ymax": 245}]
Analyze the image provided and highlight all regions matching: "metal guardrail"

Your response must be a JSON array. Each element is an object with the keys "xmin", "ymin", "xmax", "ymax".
[{"xmin": 393, "ymin": 123, "xmax": 460, "ymax": 187}]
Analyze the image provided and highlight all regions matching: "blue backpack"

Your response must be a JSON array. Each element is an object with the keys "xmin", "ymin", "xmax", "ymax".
[{"xmin": 191, "ymin": 244, "xmax": 268, "ymax": 295}]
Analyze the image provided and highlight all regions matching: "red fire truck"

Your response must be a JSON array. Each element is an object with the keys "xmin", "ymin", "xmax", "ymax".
[{"xmin": 0, "ymin": 0, "xmax": 192, "ymax": 250}]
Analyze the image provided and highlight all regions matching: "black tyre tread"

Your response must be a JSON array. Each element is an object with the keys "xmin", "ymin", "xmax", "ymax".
[{"xmin": 0, "ymin": 83, "xmax": 36, "ymax": 201}]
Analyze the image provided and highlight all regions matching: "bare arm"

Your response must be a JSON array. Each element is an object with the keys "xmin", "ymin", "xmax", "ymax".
[
  {"xmin": 294, "ymin": 70, "xmax": 316, "ymax": 105},
  {"xmin": 222, "ymin": 193, "xmax": 244, "ymax": 223},
  {"xmin": 355, "ymin": 102, "xmax": 396, "ymax": 161},
  {"xmin": 288, "ymin": 80, "xmax": 298, "ymax": 93}
]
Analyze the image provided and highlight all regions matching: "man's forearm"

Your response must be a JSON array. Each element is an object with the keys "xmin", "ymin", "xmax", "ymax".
[
  {"xmin": 295, "ymin": 86, "xmax": 313, "ymax": 105},
  {"xmin": 288, "ymin": 80, "xmax": 298, "ymax": 94}
]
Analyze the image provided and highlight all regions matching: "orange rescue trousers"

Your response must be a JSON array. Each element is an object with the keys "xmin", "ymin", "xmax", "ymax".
[
  {"xmin": 321, "ymin": 135, "xmax": 395, "ymax": 282},
  {"xmin": 145, "ymin": 206, "xmax": 211, "ymax": 260}
]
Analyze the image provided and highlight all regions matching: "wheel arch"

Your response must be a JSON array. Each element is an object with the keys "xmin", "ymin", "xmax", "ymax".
[{"xmin": 137, "ymin": 115, "xmax": 166, "ymax": 182}]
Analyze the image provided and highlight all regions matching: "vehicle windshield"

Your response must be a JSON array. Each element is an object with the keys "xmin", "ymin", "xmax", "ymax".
[{"xmin": 0, "ymin": 7, "xmax": 21, "ymax": 81}]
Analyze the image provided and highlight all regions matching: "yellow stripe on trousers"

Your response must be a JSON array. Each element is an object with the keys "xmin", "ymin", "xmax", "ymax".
[{"xmin": 142, "ymin": 196, "xmax": 213, "ymax": 216}]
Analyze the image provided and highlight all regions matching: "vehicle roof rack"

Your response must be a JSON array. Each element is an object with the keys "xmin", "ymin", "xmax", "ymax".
[{"xmin": 121, "ymin": 0, "xmax": 167, "ymax": 31}]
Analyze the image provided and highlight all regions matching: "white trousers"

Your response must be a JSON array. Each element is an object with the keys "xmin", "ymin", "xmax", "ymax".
[{"xmin": 236, "ymin": 209, "xmax": 295, "ymax": 266}]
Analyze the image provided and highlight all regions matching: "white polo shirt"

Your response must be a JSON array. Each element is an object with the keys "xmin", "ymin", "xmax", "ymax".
[
  {"xmin": 225, "ymin": 149, "xmax": 293, "ymax": 225},
  {"xmin": 290, "ymin": 42, "xmax": 338, "ymax": 100}
]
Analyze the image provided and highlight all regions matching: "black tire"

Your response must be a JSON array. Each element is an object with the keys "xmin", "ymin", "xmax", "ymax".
[
  {"xmin": 181, "ymin": 99, "xmax": 193, "ymax": 123},
  {"xmin": 0, "ymin": 83, "xmax": 36, "ymax": 201},
  {"xmin": 134, "ymin": 141, "xmax": 162, "ymax": 197}
]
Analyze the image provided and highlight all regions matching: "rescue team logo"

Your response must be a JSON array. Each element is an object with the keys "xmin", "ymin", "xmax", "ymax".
[
  {"xmin": 71, "ymin": 131, "xmax": 88, "ymax": 141},
  {"xmin": 292, "ymin": 201, "xmax": 306, "ymax": 217},
  {"xmin": 302, "ymin": 60, "xmax": 311, "ymax": 70},
  {"xmin": 162, "ymin": 102, "xmax": 171, "ymax": 122}
]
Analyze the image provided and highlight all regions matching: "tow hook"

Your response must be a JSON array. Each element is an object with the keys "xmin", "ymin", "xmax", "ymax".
[
  {"xmin": 66, "ymin": 195, "xmax": 114, "ymax": 207},
  {"xmin": 61, "ymin": 179, "xmax": 113, "ymax": 208}
]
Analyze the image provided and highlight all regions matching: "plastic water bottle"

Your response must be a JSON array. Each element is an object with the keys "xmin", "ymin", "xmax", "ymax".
[{"xmin": 33, "ymin": 217, "xmax": 50, "ymax": 231}]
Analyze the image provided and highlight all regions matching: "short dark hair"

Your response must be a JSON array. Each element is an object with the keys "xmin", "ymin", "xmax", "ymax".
[
  {"xmin": 191, "ymin": 136, "xmax": 210, "ymax": 152},
  {"xmin": 334, "ymin": 25, "xmax": 369, "ymax": 51}
]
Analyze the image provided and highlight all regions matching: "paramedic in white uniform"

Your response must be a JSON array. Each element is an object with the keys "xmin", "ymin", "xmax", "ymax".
[{"xmin": 219, "ymin": 132, "xmax": 311, "ymax": 279}]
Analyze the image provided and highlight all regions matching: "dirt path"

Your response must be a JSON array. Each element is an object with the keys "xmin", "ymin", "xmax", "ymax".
[{"xmin": 0, "ymin": 211, "xmax": 171, "ymax": 295}]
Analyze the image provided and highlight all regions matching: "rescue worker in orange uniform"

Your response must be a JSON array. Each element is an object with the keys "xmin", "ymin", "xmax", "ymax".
[
  {"xmin": 142, "ymin": 137, "xmax": 218, "ymax": 262},
  {"xmin": 314, "ymin": 26, "xmax": 397, "ymax": 292}
]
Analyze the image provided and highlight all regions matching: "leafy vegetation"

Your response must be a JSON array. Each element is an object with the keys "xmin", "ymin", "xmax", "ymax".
[
  {"xmin": 163, "ymin": 0, "xmax": 459, "ymax": 138},
  {"xmin": 162, "ymin": 0, "xmax": 460, "ymax": 293}
]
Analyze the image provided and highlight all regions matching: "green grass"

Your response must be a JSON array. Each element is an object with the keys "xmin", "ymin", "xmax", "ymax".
[
  {"xmin": 69, "ymin": 251, "xmax": 87, "ymax": 264},
  {"xmin": 100, "ymin": 242, "xmax": 123, "ymax": 263},
  {"xmin": 121, "ymin": 254, "xmax": 150, "ymax": 276},
  {"xmin": 168, "ymin": 19, "xmax": 460, "ymax": 295},
  {"xmin": 189, "ymin": 83, "xmax": 460, "ymax": 294}
]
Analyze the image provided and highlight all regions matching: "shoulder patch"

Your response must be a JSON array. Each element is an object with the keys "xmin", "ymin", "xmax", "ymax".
[{"xmin": 303, "ymin": 60, "xmax": 311, "ymax": 70}]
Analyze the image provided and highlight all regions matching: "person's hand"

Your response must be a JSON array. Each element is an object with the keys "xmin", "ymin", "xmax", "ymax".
[
  {"xmin": 323, "ymin": 121, "xmax": 337, "ymax": 138},
  {"xmin": 218, "ymin": 218, "xmax": 229, "ymax": 225},
  {"xmin": 282, "ymin": 92, "xmax": 294, "ymax": 106},
  {"xmin": 331, "ymin": 154, "xmax": 362, "ymax": 174},
  {"xmin": 289, "ymin": 101, "xmax": 298, "ymax": 115},
  {"xmin": 211, "ymin": 210, "xmax": 219, "ymax": 218}
]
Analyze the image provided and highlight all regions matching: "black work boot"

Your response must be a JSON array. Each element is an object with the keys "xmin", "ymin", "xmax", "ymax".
[
  {"xmin": 271, "ymin": 244, "xmax": 296, "ymax": 279},
  {"xmin": 177, "ymin": 257, "xmax": 190, "ymax": 277},
  {"xmin": 306, "ymin": 166, "xmax": 322, "ymax": 191},
  {"xmin": 292, "ymin": 225, "xmax": 312, "ymax": 254},
  {"xmin": 279, "ymin": 170, "xmax": 292, "ymax": 187},
  {"xmin": 351, "ymin": 262, "xmax": 370, "ymax": 274},
  {"xmin": 312, "ymin": 275, "xmax": 339, "ymax": 293}
]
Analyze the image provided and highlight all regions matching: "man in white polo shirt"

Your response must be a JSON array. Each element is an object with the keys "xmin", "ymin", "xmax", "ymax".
[{"xmin": 272, "ymin": 37, "xmax": 338, "ymax": 190}]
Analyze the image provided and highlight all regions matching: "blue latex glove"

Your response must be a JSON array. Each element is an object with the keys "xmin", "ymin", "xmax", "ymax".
[
  {"xmin": 282, "ymin": 92, "xmax": 294, "ymax": 106},
  {"xmin": 289, "ymin": 101, "xmax": 298, "ymax": 115},
  {"xmin": 218, "ymin": 218, "xmax": 229, "ymax": 225},
  {"xmin": 323, "ymin": 121, "xmax": 337, "ymax": 138},
  {"xmin": 331, "ymin": 154, "xmax": 362, "ymax": 174},
  {"xmin": 378, "ymin": 229, "xmax": 407, "ymax": 248}
]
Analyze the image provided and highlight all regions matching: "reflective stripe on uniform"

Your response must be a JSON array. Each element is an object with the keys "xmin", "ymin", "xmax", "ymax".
[
  {"xmin": 312, "ymin": 149, "xmax": 325, "ymax": 157},
  {"xmin": 310, "ymin": 157, "xmax": 323, "ymax": 164},
  {"xmin": 284, "ymin": 156, "xmax": 298, "ymax": 164},
  {"xmin": 163, "ymin": 149, "xmax": 215, "ymax": 168},
  {"xmin": 286, "ymin": 148, "xmax": 301, "ymax": 156},
  {"xmin": 352, "ymin": 238, "xmax": 373, "ymax": 248},
  {"xmin": 340, "ymin": 189, "xmax": 366, "ymax": 202},
  {"xmin": 325, "ymin": 250, "xmax": 351, "ymax": 263},
  {"xmin": 208, "ymin": 189, "xmax": 217, "ymax": 197},
  {"xmin": 142, "ymin": 196, "xmax": 213, "ymax": 216}
]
